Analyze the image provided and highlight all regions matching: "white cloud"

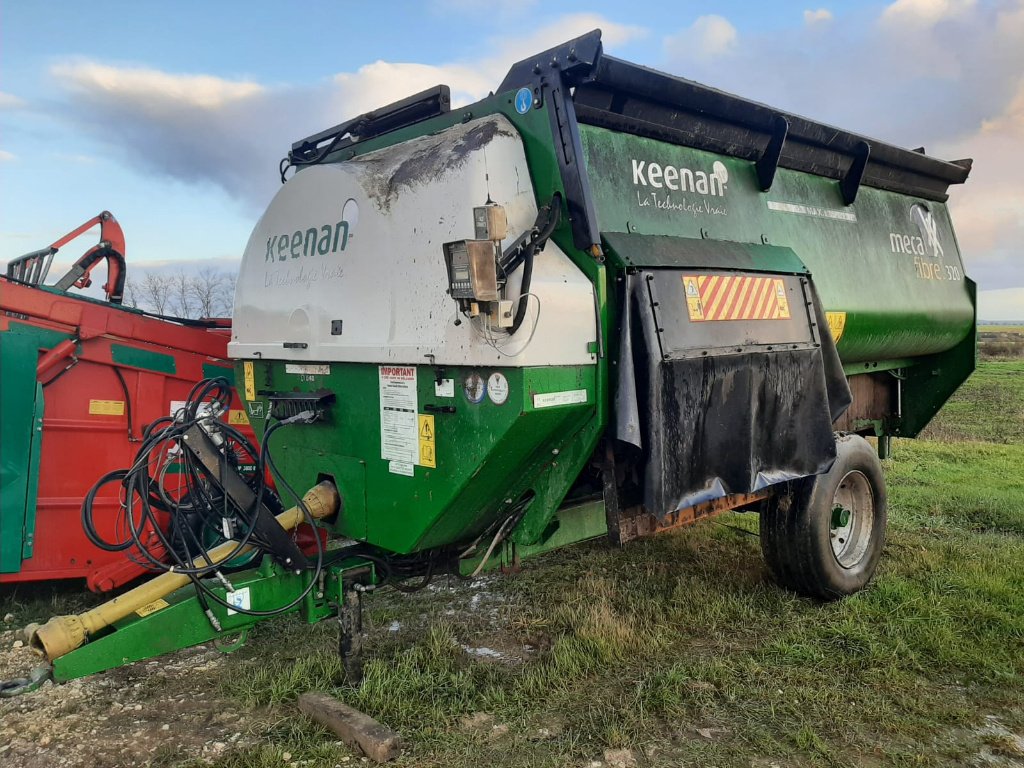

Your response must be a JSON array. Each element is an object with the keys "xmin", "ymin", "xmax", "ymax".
[
  {"xmin": 881, "ymin": 0, "xmax": 977, "ymax": 28},
  {"xmin": 509, "ymin": 13, "xmax": 647, "ymax": 51},
  {"xmin": 329, "ymin": 17, "xmax": 646, "ymax": 118},
  {"xmin": 939, "ymin": 74, "xmax": 1024, "ymax": 289},
  {"xmin": 48, "ymin": 61, "xmax": 291, "ymax": 208},
  {"xmin": 0, "ymin": 92, "xmax": 25, "ymax": 110},
  {"xmin": 660, "ymin": 2, "xmax": 1024, "ymax": 292},
  {"xmin": 47, "ymin": 16, "xmax": 645, "ymax": 211},
  {"xmin": 332, "ymin": 61, "xmax": 491, "ymax": 116},
  {"xmin": 665, "ymin": 15, "xmax": 738, "ymax": 61},
  {"xmin": 52, "ymin": 62, "xmax": 263, "ymax": 112},
  {"xmin": 804, "ymin": 8, "xmax": 833, "ymax": 24},
  {"xmin": 0, "ymin": 150, "xmax": 15, "ymax": 162}
]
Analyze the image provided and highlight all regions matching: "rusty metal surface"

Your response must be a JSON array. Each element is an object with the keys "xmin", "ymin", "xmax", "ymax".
[
  {"xmin": 832, "ymin": 372, "xmax": 896, "ymax": 434},
  {"xmin": 617, "ymin": 490, "xmax": 770, "ymax": 543}
]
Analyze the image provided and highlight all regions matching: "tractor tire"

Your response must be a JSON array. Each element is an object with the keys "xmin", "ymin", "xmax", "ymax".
[{"xmin": 760, "ymin": 433, "xmax": 887, "ymax": 600}]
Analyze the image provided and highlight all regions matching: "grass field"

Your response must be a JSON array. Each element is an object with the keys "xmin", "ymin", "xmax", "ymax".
[
  {"xmin": 923, "ymin": 360, "xmax": 1024, "ymax": 443},
  {"xmin": 4, "ymin": 361, "xmax": 1022, "ymax": 767},
  {"xmin": 178, "ymin": 361, "xmax": 1024, "ymax": 768}
]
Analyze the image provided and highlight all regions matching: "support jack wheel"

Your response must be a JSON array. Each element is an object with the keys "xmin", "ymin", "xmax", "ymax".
[{"xmin": 338, "ymin": 587, "xmax": 364, "ymax": 685}]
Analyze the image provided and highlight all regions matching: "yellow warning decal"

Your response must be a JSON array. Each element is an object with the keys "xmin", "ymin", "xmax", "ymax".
[
  {"xmin": 825, "ymin": 311, "xmax": 847, "ymax": 343},
  {"xmin": 135, "ymin": 598, "xmax": 169, "ymax": 617},
  {"xmin": 417, "ymin": 414, "xmax": 436, "ymax": 468},
  {"xmin": 89, "ymin": 399, "xmax": 125, "ymax": 416},
  {"xmin": 682, "ymin": 275, "xmax": 791, "ymax": 322},
  {"xmin": 243, "ymin": 361, "xmax": 255, "ymax": 401},
  {"xmin": 228, "ymin": 409, "xmax": 250, "ymax": 426},
  {"xmin": 682, "ymin": 276, "xmax": 704, "ymax": 321}
]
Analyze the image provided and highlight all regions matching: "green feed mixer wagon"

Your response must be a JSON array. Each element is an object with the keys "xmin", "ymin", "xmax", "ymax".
[{"xmin": 11, "ymin": 31, "xmax": 975, "ymax": 691}]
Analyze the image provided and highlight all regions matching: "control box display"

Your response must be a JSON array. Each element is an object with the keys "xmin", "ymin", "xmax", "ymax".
[{"xmin": 443, "ymin": 240, "xmax": 500, "ymax": 302}]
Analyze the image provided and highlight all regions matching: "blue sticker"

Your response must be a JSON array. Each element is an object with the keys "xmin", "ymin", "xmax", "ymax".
[{"xmin": 514, "ymin": 87, "xmax": 533, "ymax": 115}]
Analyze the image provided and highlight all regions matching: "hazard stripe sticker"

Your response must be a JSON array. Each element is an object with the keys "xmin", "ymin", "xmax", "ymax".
[{"xmin": 682, "ymin": 275, "xmax": 791, "ymax": 322}]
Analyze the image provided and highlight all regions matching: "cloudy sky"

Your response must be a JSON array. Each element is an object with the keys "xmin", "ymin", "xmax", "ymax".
[{"xmin": 1, "ymin": 0, "xmax": 1021, "ymax": 318}]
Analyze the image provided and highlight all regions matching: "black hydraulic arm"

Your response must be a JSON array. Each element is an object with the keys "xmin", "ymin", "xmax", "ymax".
[{"xmin": 180, "ymin": 423, "xmax": 310, "ymax": 570}]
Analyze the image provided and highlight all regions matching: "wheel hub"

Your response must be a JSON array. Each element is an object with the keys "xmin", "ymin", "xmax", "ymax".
[{"xmin": 829, "ymin": 470, "xmax": 874, "ymax": 569}]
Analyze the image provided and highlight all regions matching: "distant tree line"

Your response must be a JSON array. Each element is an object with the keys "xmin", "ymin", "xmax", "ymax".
[{"xmin": 123, "ymin": 268, "xmax": 236, "ymax": 319}]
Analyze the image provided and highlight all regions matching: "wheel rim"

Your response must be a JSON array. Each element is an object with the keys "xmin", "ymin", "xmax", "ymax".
[{"xmin": 829, "ymin": 470, "xmax": 874, "ymax": 569}]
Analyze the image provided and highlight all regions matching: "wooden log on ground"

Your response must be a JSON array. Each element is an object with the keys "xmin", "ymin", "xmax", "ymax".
[{"xmin": 297, "ymin": 692, "xmax": 403, "ymax": 763}]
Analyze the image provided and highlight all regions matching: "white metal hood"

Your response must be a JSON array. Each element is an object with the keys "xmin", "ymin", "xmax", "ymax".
[{"xmin": 229, "ymin": 115, "xmax": 596, "ymax": 368}]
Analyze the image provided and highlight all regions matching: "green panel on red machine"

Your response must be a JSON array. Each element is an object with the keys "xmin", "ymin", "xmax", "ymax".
[
  {"xmin": 0, "ymin": 324, "xmax": 67, "ymax": 573},
  {"xmin": 110, "ymin": 343, "xmax": 177, "ymax": 374},
  {"xmin": 240, "ymin": 361, "xmax": 597, "ymax": 554},
  {"xmin": 0, "ymin": 335, "xmax": 39, "ymax": 571}
]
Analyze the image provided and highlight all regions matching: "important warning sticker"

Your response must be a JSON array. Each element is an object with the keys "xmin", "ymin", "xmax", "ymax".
[
  {"xmin": 418, "ymin": 413, "xmax": 436, "ymax": 468},
  {"xmin": 682, "ymin": 275, "xmax": 791, "ymax": 322},
  {"xmin": 228, "ymin": 409, "xmax": 250, "ymax": 426},
  {"xmin": 825, "ymin": 311, "xmax": 847, "ymax": 343},
  {"xmin": 379, "ymin": 365, "xmax": 418, "ymax": 465},
  {"xmin": 243, "ymin": 361, "xmax": 256, "ymax": 401},
  {"xmin": 89, "ymin": 399, "xmax": 125, "ymax": 416},
  {"xmin": 682, "ymin": 276, "xmax": 704, "ymax": 321}
]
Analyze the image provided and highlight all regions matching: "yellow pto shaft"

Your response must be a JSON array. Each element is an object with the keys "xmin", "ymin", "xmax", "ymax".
[{"xmin": 28, "ymin": 481, "xmax": 340, "ymax": 661}]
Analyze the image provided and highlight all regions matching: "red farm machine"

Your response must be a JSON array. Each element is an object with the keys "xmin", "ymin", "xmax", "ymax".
[{"xmin": 0, "ymin": 212, "xmax": 255, "ymax": 592}]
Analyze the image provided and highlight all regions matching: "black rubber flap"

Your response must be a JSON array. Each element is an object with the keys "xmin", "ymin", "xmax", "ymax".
[{"xmin": 615, "ymin": 270, "xmax": 851, "ymax": 517}]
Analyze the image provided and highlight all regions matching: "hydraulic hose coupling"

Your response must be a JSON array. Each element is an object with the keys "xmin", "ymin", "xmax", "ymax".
[{"xmin": 27, "ymin": 481, "xmax": 340, "ymax": 662}]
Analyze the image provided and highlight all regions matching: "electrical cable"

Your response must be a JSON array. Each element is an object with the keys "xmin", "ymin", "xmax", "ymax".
[
  {"xmin": 79, "ymin": 376, "xmax": 535, "ymax": 611},
  {"xmin": 507, "ymin": 194, "xmax": 561, "ymax": 335},
  {"xmin": 79, "ymin": 377, "xmax": 324, "ymax": 618},
  {"xmin": 473, "ymin": 292, "xmax": 542, "ymax": 357}
]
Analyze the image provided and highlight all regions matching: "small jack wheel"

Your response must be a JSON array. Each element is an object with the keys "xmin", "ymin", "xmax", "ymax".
[{"xmin": 338, "ymin": 587, "xmax": 363, "ymax": 685}]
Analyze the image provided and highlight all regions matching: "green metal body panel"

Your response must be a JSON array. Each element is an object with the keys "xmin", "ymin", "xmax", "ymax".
[
  {"xmin": 233, "ymin": 90, "xmax": 615, "ymax": 556},
  {"xmin": 234, "ymin": 83, "xmax": 976, "ymax": 563},
  {"xmin": 242, "ymin": 361, "xmax": 598, "ymax": 553},
  {"xmin": 895, "ymin": 278, "xmax": 977, "ymax": 436},
  {"xmin": 601, "ymin": 235, "xmax": 809, "ymax": 275},
  {"xmin": 0, "ymin": 327, "xmax": 54, "ymax": 572},
  {"xmin": 203, "ymin": 362, "xmax": 236, "ymax": 384},
  {"xmin": 578, "ymin": 125, "xmax": 975, "ymax": 436},
  {"xmin": 506, "ymin": 498, "xmax": 607, "ymax": 563},
  {"xmin": 580, "ymin": 125, "xmax": 973, "ymax": 364},
  {"xmin": 52, "ymin": 557, "xmax": 344, "ymax": 682},
  {"xmin": 110, "ymin": 343, "xmax": 177, "ymax": 374}
]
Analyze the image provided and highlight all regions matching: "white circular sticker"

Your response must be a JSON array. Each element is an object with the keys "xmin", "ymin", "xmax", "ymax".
[{"xmin": 487, "ymin": 372, "xmax": 509, "ymax": 405}]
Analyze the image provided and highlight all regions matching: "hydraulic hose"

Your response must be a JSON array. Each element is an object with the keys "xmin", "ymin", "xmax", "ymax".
[
  {"xmin": 509, "ymin": 194, "xmax": 562, "ymax": 335},
  {"xmin": 29, "ymin": 481, "xmax": 340, "ymax": 661}
]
